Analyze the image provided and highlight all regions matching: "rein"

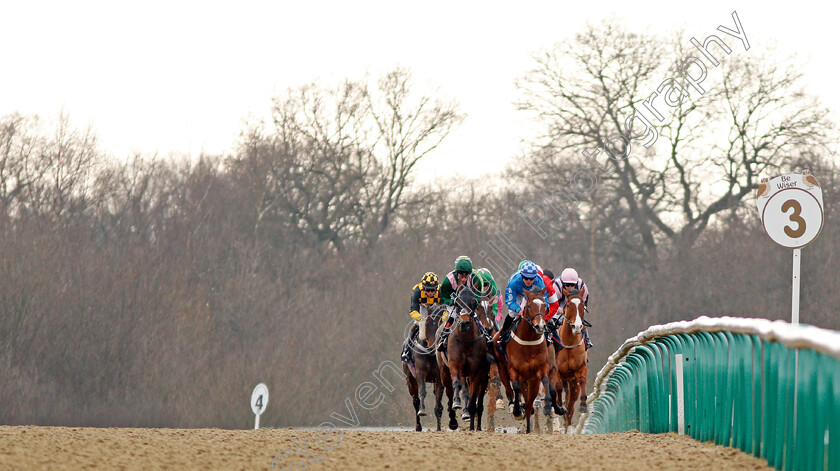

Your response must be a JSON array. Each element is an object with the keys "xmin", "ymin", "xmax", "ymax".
[
  {"xmin": 511, "ymin": 298, "xmax": 545, "ymax": 346},
  {"xmin": 557, "ymin": 294, "xmax": 585, "ymax": 349}
]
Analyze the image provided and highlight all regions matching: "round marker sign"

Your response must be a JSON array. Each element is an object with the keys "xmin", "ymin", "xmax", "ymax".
[
  {"xmin": 251, "ymin": 383, "xmax": 269, "ymax": 415},
  {"xmin": 755, "ymin": 173, "xmax": 824, "ymax": 249}
]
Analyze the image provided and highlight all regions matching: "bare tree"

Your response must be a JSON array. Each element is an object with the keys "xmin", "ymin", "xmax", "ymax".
[
  {"xmin": 516, "ymin": 20, "xmax": 834, "ymax": 264},
  {"xmin": 231, "ymin": 68, "xmax": 463, "ymax": 251},
  {"xmin": 0, "ymin": 113, "xmax": 48, "ymax": 227}
]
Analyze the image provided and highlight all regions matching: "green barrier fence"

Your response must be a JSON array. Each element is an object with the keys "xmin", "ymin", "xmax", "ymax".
[{"xmin": 578, "ymin": 316, "xmax": 840, "ymax": 471}]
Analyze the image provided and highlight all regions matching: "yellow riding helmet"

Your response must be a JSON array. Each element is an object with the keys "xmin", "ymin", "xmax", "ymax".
[{"xmin": 421, "ymin": 272, "xmax": 439, "ymax": 290}]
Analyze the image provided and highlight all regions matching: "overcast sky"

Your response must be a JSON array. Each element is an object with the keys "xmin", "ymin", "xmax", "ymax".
[{"xmin": 1, "ymin": 1, "xmax": 838, "ymax": 182}]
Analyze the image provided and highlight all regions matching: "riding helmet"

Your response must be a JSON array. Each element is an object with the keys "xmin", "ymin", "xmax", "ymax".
[{"xmin": 421, "ymin": 272, "xmax": 439, "ymax": 290}]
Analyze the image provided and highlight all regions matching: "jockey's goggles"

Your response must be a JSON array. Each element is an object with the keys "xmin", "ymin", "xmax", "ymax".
[{"xmin": 522, "ymin": 275, "xmax": 536, "ymax": 280}]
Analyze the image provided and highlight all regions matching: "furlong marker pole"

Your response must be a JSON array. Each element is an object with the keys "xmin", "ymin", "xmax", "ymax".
[{"xmin": 792, "ymin": 248, "xmax": 801, "ymax": 324}]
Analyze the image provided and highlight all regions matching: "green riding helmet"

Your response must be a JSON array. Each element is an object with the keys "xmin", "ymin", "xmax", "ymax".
[
  {"xmin": 454, "ymin": 255, "xmax": 472, "ymax": 274},
  {"xmin": 472, "ymin": 267, "xmax": 493, "ymax": 294}
]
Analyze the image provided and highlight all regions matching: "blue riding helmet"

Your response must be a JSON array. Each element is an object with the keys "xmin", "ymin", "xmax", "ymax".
[{"xmin": 520, "ymin": 261, "xmax": 539, "ymax": 279}]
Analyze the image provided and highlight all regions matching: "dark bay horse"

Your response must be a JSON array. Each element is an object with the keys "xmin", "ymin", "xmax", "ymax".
[
  {"xmin": 437, "ymin": 288, "xmax": 490, "ymax": 431},
  {"xmin": 474, "ymin": 297, "xmax": 506, "ymax": 432},
  {"xmin": 403, "ymin": 307, "xmax": 447, "ymax": 431},
  {"xmin": 553, "ymin": 287, "xmax": 589, "ymax": 432},
  {"xmin": 500, "ymin": 287, "xmax": 562, "ymax": 433}
]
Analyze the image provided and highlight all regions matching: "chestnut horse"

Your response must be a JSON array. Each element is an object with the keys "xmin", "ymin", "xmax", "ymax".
[
  {"xmin": 552, "ymin": 288, "xmax": 588, "ymax": 432},
  {"xmin": 499, "ymin": 288, "xmax": 562, "ymax": 433},
  {"xmin": 403, "ymin": 307, "xmax": 450, "ymax": 431},
  {"xmin": 437, "ymin": 288, "xmax": 490, "ymax": 431}
]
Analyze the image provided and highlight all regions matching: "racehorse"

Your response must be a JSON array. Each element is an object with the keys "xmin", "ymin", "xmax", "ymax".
[
  {"xmin": 403, "ymin": 307, "xmax": 448, "ymax": 431},
  {"xmin": 552, "ymin": 287, "xmax": 589, "ymax": 432},
  {"xmin": 437, "ymin": 288, "xmax": 490, "ymax": 431},
  {"xmin": 474, "ymin": 297, "xmax": 506, "ymax": 432},
  {"xmin": 499, "ymin": 287, "xmax": 562, "ymax": 433}
]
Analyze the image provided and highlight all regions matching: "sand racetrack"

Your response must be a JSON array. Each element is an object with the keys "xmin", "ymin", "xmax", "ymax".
[{"xmin": 0, "ymin": 426, "xmax": 773, "ymax": 470}]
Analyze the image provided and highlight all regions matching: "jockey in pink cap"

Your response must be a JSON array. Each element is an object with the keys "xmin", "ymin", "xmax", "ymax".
[{"xmin": 550, "ymin": 267, "xmax": 593, "ymax": 349}]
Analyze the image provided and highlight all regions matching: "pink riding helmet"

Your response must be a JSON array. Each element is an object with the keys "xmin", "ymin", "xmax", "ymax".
[{"xmin": 560, "ymin": 268, "xmax": 579, "ymax": 284}]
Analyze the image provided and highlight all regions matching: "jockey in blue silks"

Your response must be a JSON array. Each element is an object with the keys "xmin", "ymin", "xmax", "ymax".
[{"xmin": 496, "ymin": 261, "xmax": 549, "ymax": 342}]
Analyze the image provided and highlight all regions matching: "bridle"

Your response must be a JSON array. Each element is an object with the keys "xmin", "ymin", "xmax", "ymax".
[
  {"xmin": 451, "ymin": 302, "xmax": 483, "ymax": 344},
  {"xmin": 475, "ymin": 299, "xmax": 495, "ymax": 332},
  {"xmin": 521, "ymin": 296, "xmax": 546, "ymax": 335},
  {"xmin": 562, "ymin": 293, "xmax": 585, "ymax": 335}
]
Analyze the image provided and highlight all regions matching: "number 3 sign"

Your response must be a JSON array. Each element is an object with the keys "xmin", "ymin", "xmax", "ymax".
[{"xmin": 755, "ymin": 172, "xmax": 824, "ymax": 249}]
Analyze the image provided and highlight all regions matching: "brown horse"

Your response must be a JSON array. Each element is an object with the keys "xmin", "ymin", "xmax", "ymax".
[
  {"xmin": 474, "ymin": 297, "xmax": 506, "ymax": 432},
  {"xmin": 499, "ymin": 288, "xmax": 562, "ymax": 433},
  {"xmin": 437, "ymin": 288, "xmax": 490, "ymax": 431},
  {"xmin": 403, "ymin": 307, "xmax": 449, "ymax": 431},
  {"xmin": 553, "ymin": 288, "xmax": 589, "ymax": 432}
]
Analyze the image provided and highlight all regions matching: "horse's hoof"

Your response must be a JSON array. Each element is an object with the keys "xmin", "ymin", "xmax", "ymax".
[
  {"xmin": 495, "ymin": 399, "xmax": 505, "ymax": 409},
  {"xmin": 449, "ymin": 420, "xmax": 458, "ymax": 431},
  {"xmin": 543, "ymin": 403, "xmax": 552, "ymax": 416},
  {"xmin": 461, "ymin": 411, "xmax": 470, "ymax": 420},
  {"xmin": 417, "ymin": 407, "xmax": 427, "ymax": 417},
  {"xmin": 452, "ymin": 400, "xmax": 462, "ymax": 410},
  {"xmin": 558, "ymin": 406, "xmax": 568, "ymax": 416},
  {"xmin": 579, "ymin": 403, "xmax": 588, "ymax": 413}
]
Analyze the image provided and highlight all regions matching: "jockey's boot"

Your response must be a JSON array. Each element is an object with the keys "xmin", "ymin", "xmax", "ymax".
[
  {"xmin": 401, "ymin": 340, "xmax": 413, "ymax": 364},
  {"xmin": 440, "ymin": 315, "xmax": 454, "ymax": 345},
  {"xmin": 495, "ymin": 314, "xmax": 515, "ymax": 345},
  {"xmin": 583, "ymin": 328, "xmax": 593, "ymax": 350}
]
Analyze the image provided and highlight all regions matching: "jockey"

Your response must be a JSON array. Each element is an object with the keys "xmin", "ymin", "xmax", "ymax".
[
  {"xmin": 494, "ymin": 261, "xmax": 551, "ymax": 344},
  {"xmin": 550, "ymin": 267, "xmax": 593, "ymax": 350},
  {"xmin": 401, "ymin": 272, "xmax": 442, "ymax": 363},
  {"xmin": 470, "ymin": 267, "xmax": 504, "ymax": 329},
  {"xmin": 437, "ymin": 256, "xmax": 475, "ymax": 344},
  {"xmin": 516, "ymin": 260, "xmax": 560, "ymax": 321}
]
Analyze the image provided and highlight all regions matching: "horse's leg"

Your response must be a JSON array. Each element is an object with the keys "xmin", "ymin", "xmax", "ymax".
[
  {"xmin": 476, "ymin": 381, "xmax": 486, "ymax": 432},
  {"xmin": 434, "ymin": 378, "xmax": 444, "ymax": 432},
  {"xmin": 525, "ymin": 377, "xmax": 539, "ymax": 434},
  {"xmin": 492, "ymin": 346, "xmax": 515, "ymax": 406},
  {"xmin": 486, "ymin": 366, "xmax": 497, "ymax": 433},
  {"xmin": 460, "ymin": 377, "xmax": 471, "ymax": 421},
  {"xmin": 561, "ymin": 380, "xmax": 571, "ymax": 417},
  {"xmin": 579, "ymin": 358, "xmax": 589, "ymax": 414},
  {"xmin": 541, "ymin": 374, "xmax": 555, "ymax": 417},
  {"xmin": 417, "ymin": 370, "xmax": 428, "ymax": 417},
  {"xmin": 441, "ymin": 364, "xmax": 458, "ymax": 431},
  {"xmin": 451, "ymin": 363, "xmax": 463, "ymax": 411},
  {"xmin": 468, "ymin": 389, "xmax": 477, "ymax": 431},
  {"xmin": 405, "ymin": 365, "xmax": 422, "ymax": 432},
  {"xmin": 566, "ymin": 379, "xmax": 580, "ymax": 430},
  {"xmin": 510, "ymin": 372, "xmax": 523, "ymax": 420}
]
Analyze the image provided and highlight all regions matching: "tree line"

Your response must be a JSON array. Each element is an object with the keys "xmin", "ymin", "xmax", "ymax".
[{"xmin": 0, "ymin": 19, "xmax": 836, "ymax": 428}]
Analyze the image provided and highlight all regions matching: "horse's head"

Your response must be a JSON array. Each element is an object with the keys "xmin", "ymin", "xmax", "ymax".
[
  {"xmin": 474, "ymin": 298, "xmax": 495, "ymax": 332},
  {"xmin": 563, "ymin": 289, "xmax": 586, "ymax": 335},
  {"xmin": 422, "ymin": 306, "xmax": 444, "ymax": 348},
  {"xmin": 521, "ymin": 287, "xmax": 547, "ymax": 334},
  {"xmin": 455, "ymin": 287, "xmax": 478, "ymax": 333}
]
